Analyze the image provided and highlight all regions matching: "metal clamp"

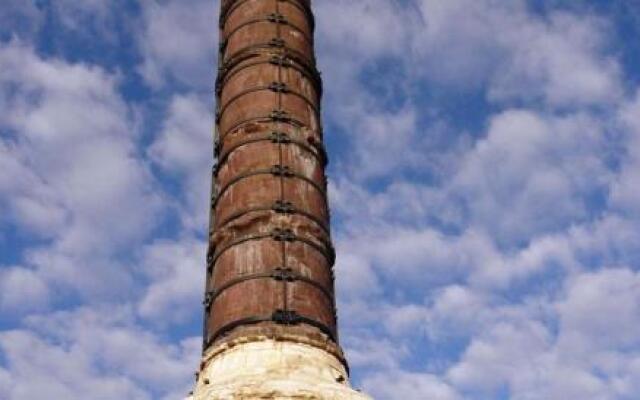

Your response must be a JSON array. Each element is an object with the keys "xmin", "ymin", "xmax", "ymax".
[
  {"xmin": 270, "ymin": 131, "xmax": 291, "ymax": 144},
  {"xmin": 270, "ymin": 164, "xmax": 294, "ymax": 178},
  {"xmin": 269, "ymin": 55, "xmax": 293, "ymax": 68},
  {"xmin": 272, "ymin": 267, "xmax": 296, "ymax": 282},
  {"xmin": 269, "ymin": 109, "xmax": 290, "ymax": 122},
  {"xmin": 272, "ymin": 200, "xmax": 295, "ymax": 214},
  {"xmin": 268, "ymin": 38, "xmax": 285, "ymax": 48},
  {"xmin": 272, "ymin": 309, "xmax": 300, "ymax": 325},
  {"xmin": 272, "ymin": 227, "xmax": 296, "ymax": 242},
  {"xmin": 203, "ymin": 291, "xmax": 214, "ymax": 311},
  {"xmin": 268, "ymin": 82, "xmax": 288, "ymax": 93},
  {"xmin": 267, "ymin": 13, "xmax": 287, "ymax": 24},
  {"xmin": 218, "ymin": 39, "xmax": 228, "ymax": 54}
]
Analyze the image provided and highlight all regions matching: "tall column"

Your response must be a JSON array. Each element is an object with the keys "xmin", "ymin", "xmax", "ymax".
[{"xmin": 191, "ymin": 0, "xmax": 371, "ymax": 398}]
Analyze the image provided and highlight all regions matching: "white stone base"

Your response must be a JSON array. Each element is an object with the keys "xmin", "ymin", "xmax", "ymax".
[{"xmin": 189, "ymin": 340, "xmax": 371, "ymax": 400}]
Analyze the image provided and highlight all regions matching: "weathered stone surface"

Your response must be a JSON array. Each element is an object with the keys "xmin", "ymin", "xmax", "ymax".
[
  {"xmin": 206, "ymin": 0, "xmax": 335, "ymax": 354},
  {"xmin": 191, "ymin": 339, "xmax": 371, "ymax": 400}
]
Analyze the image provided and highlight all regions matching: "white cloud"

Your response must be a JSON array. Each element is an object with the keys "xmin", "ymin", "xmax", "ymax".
[
  {"xmin": 412, "ymin": 0, "xmax": 514, "ymax": 88},
  {"xmin": 0, "ymin": 40, "xmax": 160, "ymax": 247},
  {"xmin": 149, "ymin": 95, "xmax": 212, "ymax": 175},
  {"xmin": 452, "ymin": 109, "xmax": 611, "ymax": 244},
  {"xmin": 335, "ymin": 225, "xmax": 527, "ymax": 293},
  {"xmin": 0, "ymin": 40, "xmax": 162, "ymax": 301},
  {"xmin": 424, "ymin": 285, "xmax": 488, "ymax": 340},
  {"xmin": 0, "ymin": 141, "xmax": 66, "ymax": 234},
  {"xmin": 336, "ymin": 227, "xmax": 470, "ymax": 292},
  {"xmin": 0, "ymin": 307, "xmax": 200, "ymax": 400},
  {"xmin": 346, "ymin": 107, "xmax": 421, "ymax": 179},
  {"xmin": 447, "ymin": 315, "xmax": 553, "ymax": 395},
  {"xmin": 138, "ymin": 0, "xmax": 218, "ymax": 89},
  {"xmin": 1, "ymin": 329, "xmax": 149, "ymax": 400},
  {"xmin": 557, "ymin": 269, "xmax": 640, "ymax": 351},
  {"xmin": 343, "ymin": 336, "xmax": 408, "ymax": 371},
  {"xmin": 51, "ymin": 0, "xmax": 119, "ymax": 41},
  {"xmin": 148, "ymin": 94, "xmax": 213, "ymax": 231},
  {"xmin": 411, "ymin": 0, "xmax": 622, "ymax": 106},
  {"xmin": 440, "ymin": 268, "xmax": 640, "ymax": 399},
  {"xmin": 610, "ymin": 91, "xmax": 640, "ymax": 216},
  {"xmin": 316, "ymin": 0, "xmax": 409, "ymax": 62},
  {"xmin": 363, "ymin": 370, "xmax": 460, "ymax": 400},
  {"xmin": 489, "ymin": 10, "xmax": 622, "ymax": 107},
  {"xmin": 317, "ymin": 0, "xmax": 621, "ymax": 116},
  {"xmin": 331, "ymin": 107, "xmax": 615, "ymax": 251},
  {"xmin": 137, "ymin": 237, "xmax": 206, "ymax": 325},
  {"xmin": 0, "ymin": 266, "xmax": 49, "ymax": 313}
]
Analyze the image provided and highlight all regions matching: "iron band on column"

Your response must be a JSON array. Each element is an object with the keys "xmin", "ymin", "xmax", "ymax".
[
  {"xmin": 218, "ymin": 110, "xmax": 319, "ymax": 141},
  {"xmin": 207, "ymin": 228, "xmax": 336, "ymax": 274},
  {"xmin": 218, "ymin": 82, "xmax": 320, "ymax": 120},
  {"xmin": 214, "ymin": 200, "xmax": 330, "ymax": 236},
  {"xmin": 215, "ymin": 131, "xmax": 327, "ymax": 168},
  {"xmin": 216, "ymin": 54, "xmax": 323, "ymax": 98},
  {"xmin": 204, "ymin": 267, "xmax": 334, "ymax": 307},
  {"xmin": 207, "ymin": 310, "xmax": 336, "ymax": 347},
  {"xmin": 221, "ymin": 40, "xmax": 316, "ymax": 67},
  {"xmin": 220, "ymin": 0, "xmax": 315, "ymax": 32},
  {"xmin": 211, "ymin": 164, "xmax": 327, "ymax": 210},
  {"xmin": 223, "ymin": 15, "xmax": 313, "ymax": 47}
]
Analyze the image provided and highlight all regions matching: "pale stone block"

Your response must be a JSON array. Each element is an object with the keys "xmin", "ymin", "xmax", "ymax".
[{"xmin": 190, "ymin": 339, "xmax": 372, "ymax": 400}]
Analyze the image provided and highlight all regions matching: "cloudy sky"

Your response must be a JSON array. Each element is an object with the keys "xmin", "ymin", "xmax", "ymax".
[{"xmin": 1, "ymin": 0, "xmax": 640, "ymax": 399}]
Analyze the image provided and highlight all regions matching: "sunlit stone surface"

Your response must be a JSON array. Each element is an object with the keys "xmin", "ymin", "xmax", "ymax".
[{"xmin": 190, "ymin": 339, "xmax": 371, "ymax": 400}]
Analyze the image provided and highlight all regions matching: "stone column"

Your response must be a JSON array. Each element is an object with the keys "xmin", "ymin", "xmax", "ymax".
[{"xmin": 190, "ymin": 1, "xmax": 371, "ymax": 398}]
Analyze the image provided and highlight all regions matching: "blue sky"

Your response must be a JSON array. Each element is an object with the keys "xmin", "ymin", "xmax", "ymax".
[{"xmin": 1, "ymin": 0, "xmax": 640, "ymax": 399}]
